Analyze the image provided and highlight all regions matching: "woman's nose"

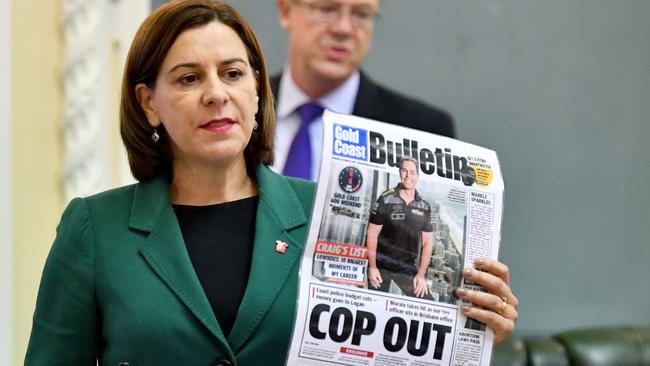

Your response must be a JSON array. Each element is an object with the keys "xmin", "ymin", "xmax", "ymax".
[{"xmin": 201, "ymin": 76, "xmax": 229, "ymax": 106}]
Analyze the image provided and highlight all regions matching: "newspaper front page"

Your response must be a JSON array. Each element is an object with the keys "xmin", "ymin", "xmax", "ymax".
[{"xmin": 286, "ymin": 111, "xmax": 504, "ymax": 366}]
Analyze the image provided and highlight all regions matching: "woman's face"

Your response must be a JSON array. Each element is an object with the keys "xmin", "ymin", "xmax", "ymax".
[{"xmin": 137, "ymin": 21, "xmax": 258, "ymax": 170}]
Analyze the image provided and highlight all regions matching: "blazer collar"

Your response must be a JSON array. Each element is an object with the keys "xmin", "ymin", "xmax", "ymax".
[
  {"xmin": 128, "ymin": 166, "xmax": 308, "ymax": 231},
  {"xmin": 130, "ymin": 175, "xmax": 236, "ymax": 359},
  {"xmin": 254, "ymin": 163, "xmax": 309, "ymax": 231},
  {"xmin": 352, "ymin": 70, "xmax": 376, "ymax": 117},
  {"xmin": 129, "ymin": 175, "xmax": 170, "ymax": 232},
  {"xmin": 227, "ymin": 165, "xmax": 310, "ymax": 352},
  {"xmin": 129, "ymin": 166, "xmax": 311, "ymax": 356}
]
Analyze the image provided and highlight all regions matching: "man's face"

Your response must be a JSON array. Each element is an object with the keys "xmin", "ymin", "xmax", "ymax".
[
  {"xmin": 399, "ymin": 160, "xmax": 419, "ymax": 190},
  {"xmin": 279, "ymin": 0, "xmax": 380, "ymax": 89}
]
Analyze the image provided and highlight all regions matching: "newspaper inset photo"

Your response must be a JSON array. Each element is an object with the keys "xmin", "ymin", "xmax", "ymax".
[{"xmin": 313, "ymin": 159, "xmax": 468, "ymax": 307}]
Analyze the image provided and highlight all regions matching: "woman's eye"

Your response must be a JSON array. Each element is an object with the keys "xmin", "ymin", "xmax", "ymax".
[
  {"xmin": 224, "ymin": 69, "xmax": 242, "ymax": 81},
  {"xmin": 178, "ymin": 74, "xmax": 199, "ymax": 85}
]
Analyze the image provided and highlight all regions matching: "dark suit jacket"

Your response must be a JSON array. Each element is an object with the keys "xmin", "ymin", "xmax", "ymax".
[
  {"xmin": 26, "ymin": 165, "xmax": 315, "ymax": 366},
  {"xmin": 271, "ymin": 71, "xmax": 456, "ymax": 138}
]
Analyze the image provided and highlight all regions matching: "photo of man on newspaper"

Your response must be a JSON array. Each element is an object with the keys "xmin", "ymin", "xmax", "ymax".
[{"xmin": 366, "ymin": 156, "xmax": 438, "ymax": 299}]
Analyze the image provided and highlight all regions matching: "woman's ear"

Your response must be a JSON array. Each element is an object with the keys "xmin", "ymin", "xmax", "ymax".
[{"xmin": 135, "ymin": 83, "xmax": 160, "ymax": 127}]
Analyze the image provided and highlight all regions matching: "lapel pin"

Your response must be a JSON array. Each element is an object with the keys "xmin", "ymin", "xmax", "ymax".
[{"xmin": 275, "ymin": 240, "xmax": 289, "ymax": 254}]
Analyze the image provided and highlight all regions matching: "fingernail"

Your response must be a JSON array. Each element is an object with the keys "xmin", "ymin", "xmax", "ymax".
[
  {"xmin": 461, "ymin": 305, "xmax": 472, "ymax": 313},
  {"xmin": 463, "ymin": 268, "xmax": 473, "ymax": 277},
  {"xmin": 457, "ymin": 288, "xmax": 468, "ymax": 297},
  {"xmin": 475, "ymin": 258, "xmax": 486, "ymax": 267}
]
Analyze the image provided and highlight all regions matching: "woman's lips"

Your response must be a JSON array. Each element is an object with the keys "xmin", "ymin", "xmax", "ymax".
[{"xmin": 200, "ymin": 118, "xmax": 235, "ymax": 134}]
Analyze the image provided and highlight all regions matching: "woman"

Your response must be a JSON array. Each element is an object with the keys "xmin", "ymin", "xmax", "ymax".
[{"xmin": 26, "ymin": 1, "xmax": 517, "ymax": 365}]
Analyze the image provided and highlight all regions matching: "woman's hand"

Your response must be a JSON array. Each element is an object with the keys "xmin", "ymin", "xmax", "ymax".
[{"xmin": 455, "ymin": 258, "xmax": 518, "ymax": 345}]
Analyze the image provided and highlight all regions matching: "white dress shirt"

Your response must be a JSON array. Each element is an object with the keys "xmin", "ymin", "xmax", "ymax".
[{"xmin": 273, "ymin": 65, "xmax": 360, "ymax": 181}]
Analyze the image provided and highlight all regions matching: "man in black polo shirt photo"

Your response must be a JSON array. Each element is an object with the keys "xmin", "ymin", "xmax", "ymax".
[{"xmin": 366, "ymin": 157, "xmax": 434, "ymax": 299}]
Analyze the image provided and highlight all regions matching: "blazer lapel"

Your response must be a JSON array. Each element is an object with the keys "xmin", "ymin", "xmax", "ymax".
[
  {"xmin": 228, "ymin": 166, "xmax": 311, "ymax": 352},
  {"xmin": 352, "ymin": 71, "xmax": 377, "ymax": 118},
  {"xmin": 130, "ymin": 177, "xmax": 234, "ymax": 359}
]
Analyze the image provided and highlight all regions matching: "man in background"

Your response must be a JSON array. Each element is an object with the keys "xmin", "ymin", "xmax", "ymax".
[{"xmin": 272, "ymin": 0, "xmax": 455, "ymax": 180}]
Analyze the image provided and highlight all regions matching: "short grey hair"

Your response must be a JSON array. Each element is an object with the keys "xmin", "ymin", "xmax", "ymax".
[{"xmin": 398, "ymin": 156, "xmax": 419, "ymax": 173}]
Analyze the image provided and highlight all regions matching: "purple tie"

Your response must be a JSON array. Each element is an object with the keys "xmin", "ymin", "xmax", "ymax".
[{"xmin": 283, "ymin": 102, "xmax": 324, "ymax": 179}]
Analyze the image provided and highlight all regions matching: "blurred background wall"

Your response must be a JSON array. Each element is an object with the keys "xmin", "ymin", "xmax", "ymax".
[
  {"xmin": 233, "ymin": 0, "xmax": 650, "ymax": 336},
  {"xmin": 4, "ymin": 1, "xmax": 63, "ymax": 365},
  {"xmin": 1, "ymin": 0, "xmax": 13, "ymax": 364},
  {"xmin": 3, "ymin": 0, "xmax": 148, "ymax": 363},
  {"xmin": 3, "ymin": 0, "xmax": 649, "ymax": 364}
]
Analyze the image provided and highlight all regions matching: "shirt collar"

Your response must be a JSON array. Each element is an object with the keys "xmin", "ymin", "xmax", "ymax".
[
  {"xmin": 395, "ymin": 183, "xmax": 423, "ymax": 201},
  {"xmin": 277, "ymin": 64, "xmax": 360, "ymax": 118}
]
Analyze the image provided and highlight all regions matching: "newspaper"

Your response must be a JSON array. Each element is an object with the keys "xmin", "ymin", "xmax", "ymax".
[{"xmin": 286, "ymin": 111, "xmax": 504, "ymax": 366}]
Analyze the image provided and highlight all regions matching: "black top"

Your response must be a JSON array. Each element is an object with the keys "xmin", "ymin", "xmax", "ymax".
[
  {"xmin": 173, "ymin": 196, "xmax": 258, "ymax": 337},
  {"xmin": 368, "ymin": 186, "xmax": 433, "ymax": 274}
]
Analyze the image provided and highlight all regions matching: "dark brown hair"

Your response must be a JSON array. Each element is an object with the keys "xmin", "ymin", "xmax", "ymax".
[{"xmin": 120, "ymin": 0, "xmax": 275, "ymax": 181}]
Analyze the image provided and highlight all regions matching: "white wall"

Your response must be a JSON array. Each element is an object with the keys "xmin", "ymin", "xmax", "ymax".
[
  {"xmin": 0, "ymin": 0, "xmax": 13, "ymax": 362},
  {"xmin": 112, "ymin": 0, "xmax": 150, "ymax": 186}
]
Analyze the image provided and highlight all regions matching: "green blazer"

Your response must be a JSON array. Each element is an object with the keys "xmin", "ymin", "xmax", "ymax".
[{"xmin": 25, "ymin": 165, "xmax": 315, "ymax": 366}]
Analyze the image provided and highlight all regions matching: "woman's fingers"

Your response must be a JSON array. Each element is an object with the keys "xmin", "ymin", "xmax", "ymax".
[
  {"xmin": 474, "ymin": 258, "xmax": 511, "ymax": 285},
  {"xmin": 456, "ymin": 259, "xmax": 519, "ymax": 345},
  {"xmin": 459, "ymin": 303, "xmax": 517, "ymax": 344},
  {"xmin": 456, "ymin": 287, "xmax": 518, "ymax": 321},
  {"xmin": 462, "ymin": 262, "xmax": 519, "ymax": 309}
]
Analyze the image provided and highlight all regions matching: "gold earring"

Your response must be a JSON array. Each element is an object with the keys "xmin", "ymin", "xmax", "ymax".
[{"xmin": 151, "ymin": 128, "xmax": 160, "ymax": 142}]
